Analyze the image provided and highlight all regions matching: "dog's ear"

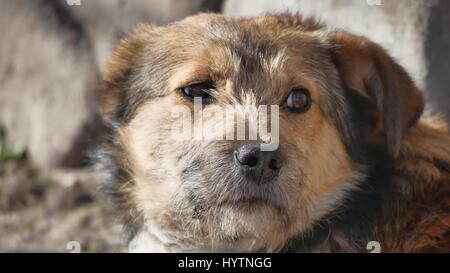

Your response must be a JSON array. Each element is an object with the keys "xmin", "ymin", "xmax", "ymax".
[
  {"xmin": 99, "ymin": 24, "xmax": 156, "ymax": 125},
  {"xmin": 329, "ymin": 32, "xmax": 424, "ymax": 157}
]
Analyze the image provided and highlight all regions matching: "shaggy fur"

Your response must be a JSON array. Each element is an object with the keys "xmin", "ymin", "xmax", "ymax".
[{"xmin": 96, "ymin": 13, "xmax": 450, "ymax": 252}]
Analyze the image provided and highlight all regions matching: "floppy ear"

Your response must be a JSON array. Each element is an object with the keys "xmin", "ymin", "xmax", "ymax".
[
  {"xmin": 329, "ymin": 32, "xmax": 424, "ymax": 157},
  {"xmin": 99, "ymin": 24, "xmax": 155, "ymax": 124}
]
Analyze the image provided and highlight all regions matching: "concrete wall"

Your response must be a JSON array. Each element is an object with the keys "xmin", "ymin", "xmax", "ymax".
[{"xmin": 426, "ymin": 0, "xmax": 450, "ymax": 119}]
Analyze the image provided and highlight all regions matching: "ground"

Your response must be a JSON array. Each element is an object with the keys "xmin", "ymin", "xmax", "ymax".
[{"xmin": 0, "ymin": 156, "xmax": 124, "ymax": 253}]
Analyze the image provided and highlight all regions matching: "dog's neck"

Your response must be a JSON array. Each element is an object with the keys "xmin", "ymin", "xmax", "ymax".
[
  {"xmin": 128, "ymin": 221, "xmax": 198, "ymax": 253},
  {"xmin": 128, "ymin": 221, "xmax": 266, "ymax": 253}
]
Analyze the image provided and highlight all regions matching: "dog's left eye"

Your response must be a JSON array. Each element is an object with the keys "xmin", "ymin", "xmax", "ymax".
[
  {"xmin": 180, "ymin": 82, "xmax": 214, "ymax": 103},
  {"xmin": 284, "ymin": 88, "xmax": 312, "ymax": 113}
]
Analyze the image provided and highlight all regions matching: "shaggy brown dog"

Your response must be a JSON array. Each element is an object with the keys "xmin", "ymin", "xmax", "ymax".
[{"xmin": 96, "ymin": 14, "xmax": 450, "ymax": 252}]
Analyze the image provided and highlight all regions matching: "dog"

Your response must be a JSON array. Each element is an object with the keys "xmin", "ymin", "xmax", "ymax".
[{"xmin": 96, "ymin": 13, "xmax": 450, "ymax": 252}]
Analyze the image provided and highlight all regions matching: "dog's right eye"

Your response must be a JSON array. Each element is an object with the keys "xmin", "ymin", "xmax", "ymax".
[{"xmin": 180, "ymin": 82, "xmax": 214, "ymax": 103}]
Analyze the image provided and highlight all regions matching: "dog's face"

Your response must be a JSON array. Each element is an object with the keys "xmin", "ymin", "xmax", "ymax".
[{"xmin": 99, "ymin": 14, "xmax": 424, "ymax": 251}]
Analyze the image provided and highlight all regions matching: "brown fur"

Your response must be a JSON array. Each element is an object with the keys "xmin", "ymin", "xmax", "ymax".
[
  {"xmin": 378, "ymin": 118, "xmax": 450, "ymax": 252},
  {"xmin": 97, "ymin": 13, "xmax": 450, "ymax": 252}
]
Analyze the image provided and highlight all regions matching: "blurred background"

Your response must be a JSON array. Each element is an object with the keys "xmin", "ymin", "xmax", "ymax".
[{"xmin": 0, "ymin": 0, "xmax": 448, "ymax": 252}]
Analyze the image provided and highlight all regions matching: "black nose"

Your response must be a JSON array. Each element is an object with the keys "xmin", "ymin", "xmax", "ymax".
[{"xmin": 234, "ymin": 144, "xmax": 281, "ymax": 183}]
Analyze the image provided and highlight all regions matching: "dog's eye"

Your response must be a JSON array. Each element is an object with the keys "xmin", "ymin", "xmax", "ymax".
[
  {"xmin": 284, "ymin": 88, "xmax": 312, "ymax": 113},
  {"xmin": 180, "ymin": 82, "xmax": 214, "ymax": 103}
]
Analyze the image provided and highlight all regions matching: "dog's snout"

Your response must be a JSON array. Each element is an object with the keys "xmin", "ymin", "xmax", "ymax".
[
  {"xmin": 235, "ymin": 145, "xmax": 260, "ymax": 168},
  {"xmin": 234, "ymin": 144, "xmax": 281, "ymax": 183}
]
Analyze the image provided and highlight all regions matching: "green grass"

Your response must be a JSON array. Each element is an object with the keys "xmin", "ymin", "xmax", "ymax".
[
  {"xmin": 0, "ymin": 147, "xmax": 26, "ymax": 162},
  {"xmin": 0, "ymin": 132, "xmax": 26, "ymax": 162}
]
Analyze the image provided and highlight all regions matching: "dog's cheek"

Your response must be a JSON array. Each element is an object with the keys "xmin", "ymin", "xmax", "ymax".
[
  {"xmin": 118, "ymin": 96, "xmax": 185, "ymax": 219},
  {"xmin": 301, "ymin": 121, "xmax": 360, "ymax": 222},
  {"xmin": 280, "ymin": 113, "xmax": 359, "ymax": 233}
]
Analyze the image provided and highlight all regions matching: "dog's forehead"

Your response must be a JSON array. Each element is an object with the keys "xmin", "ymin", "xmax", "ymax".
[
  {"xmin": 175, "ymin": 13, "xmax": 324, "ymax": 37},
  {"xmin": 173, "ymin": 14, "xmax": 327, "ymax": 58},
  {"xmin": 166, "ymin": 15, "xmax": 331, "ymax": 88}
]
